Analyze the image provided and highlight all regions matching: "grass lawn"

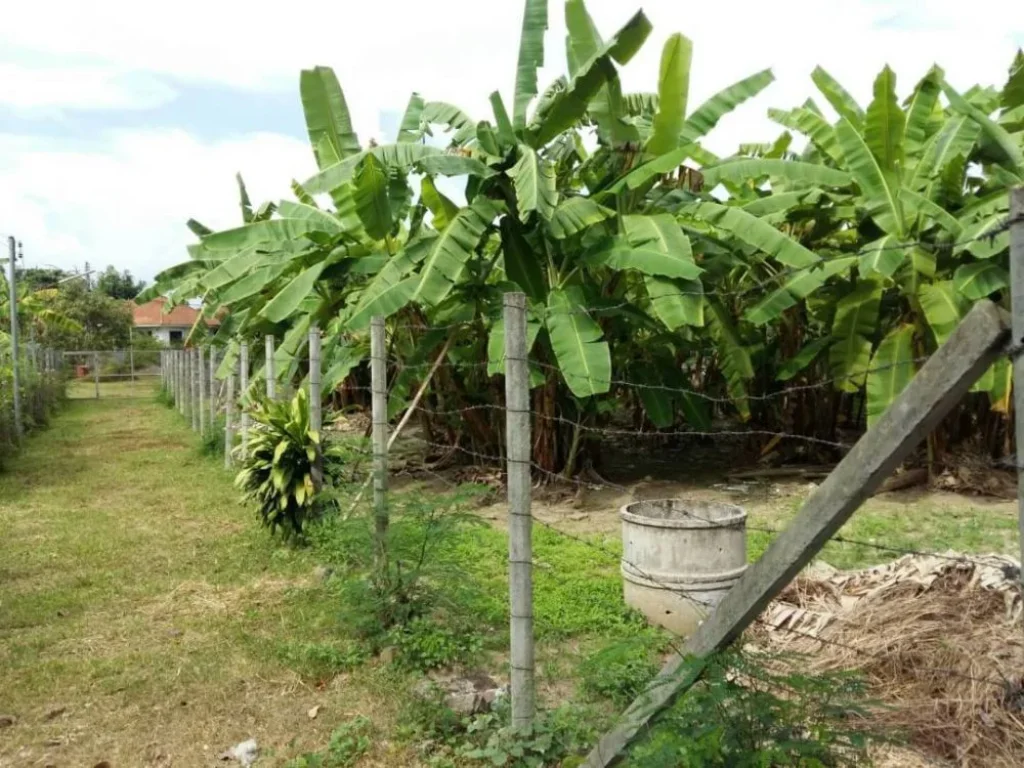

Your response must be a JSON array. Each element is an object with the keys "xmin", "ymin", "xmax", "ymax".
[{"xmin": 1, "ymin": 389, "xmax": 1018, "ymax": 766}]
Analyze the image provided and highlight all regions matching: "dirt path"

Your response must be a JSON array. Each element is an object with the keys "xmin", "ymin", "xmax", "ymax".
[{"xmin": 0, "ymin": 394, "xmax": 395, "ymax": 767}]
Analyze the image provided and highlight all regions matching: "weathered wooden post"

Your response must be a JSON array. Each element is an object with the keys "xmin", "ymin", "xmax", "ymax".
[
  {"xmin": 93, "ymin": 351, "xmax": 100, "ymax": 399},
  {"xmin": 370, "ymin": 317, "xmax": 388, "ymax": 568},
  {"xmin": 503, "ymin": 292, "xmax": 535, "ymax": 727}
]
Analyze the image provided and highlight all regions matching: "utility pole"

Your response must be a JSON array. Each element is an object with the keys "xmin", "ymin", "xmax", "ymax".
[{"xmin": 7, "ymin": 236, "xmax": 22, "ymax": 442}]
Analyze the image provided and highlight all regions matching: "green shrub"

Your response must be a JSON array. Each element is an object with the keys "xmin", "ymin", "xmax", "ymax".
[
  {"xmin": 285, "ymin": 715, "xmax": 373, "ymax": 767},
  {"xmin": 457, "ymin": 701, "xmax": 600, "ymax": 768},
  {"xmin": 198, "ymin": 416, "xmax": 225, "ymax": 457},
  {"xmin": 385, "ymin": 616, "xmax": 483, "ymax": 672},
  {"xmin": 625, "ymin": 651, "xmax": 879, "ymax": 767},
  {"xmin": 235, "ymin": 389, "xmax": 322, "ymax": 540},
  {"xmin": 577, "ymin": 633, "xmax": 664, "ymax": 707}
]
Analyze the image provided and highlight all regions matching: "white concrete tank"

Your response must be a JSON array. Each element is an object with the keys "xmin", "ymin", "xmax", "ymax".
[{"xmin": 620, "ymin": 498, "xmax": 747, "ymax": 637}]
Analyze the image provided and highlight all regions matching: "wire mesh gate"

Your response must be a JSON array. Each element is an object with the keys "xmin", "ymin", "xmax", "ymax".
[{"xmin": 62, "ymin": 348, "xmax": 164, "ymax": 399}]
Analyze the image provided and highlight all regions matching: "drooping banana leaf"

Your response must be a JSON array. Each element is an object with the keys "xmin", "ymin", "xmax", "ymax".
[
  {"xmin": 420, "ymin": 176, "xmax": 460, "ymax": 232},
  {"xmin": 546, "ymin": 286, "xmax": 611, "ymax": 398},
  {"xmin": 547, "ymin": 197, "xmax": 615, "ymax": 239},
  {"xmin": 681, "ymin": 201, "xmax": 820, "ymax": 268},
  {"xmin": 260, "ymin": 262, "xmax": 329, "ymax": 323},
  {"xmin": 777, "ymin": 337, "xmax": 831, "ymax": 381},
  {"xmin": 644, "ymin": 275, "xmax": 703, "ymax": 329},
  {"xmin": 866, "ymin": 324, "xmax": 916, "ymax": 426},
  {"xmin": 201, "ymin": 217, "xmax": 340, "ymax": 252},
  {"xmin": 829, "ymin": 278, "xmax": 882, "ymax": 392},
  {"xmin": 510, "ymin": 144, "xmax": 558, "ymax": 221},
  {"xmin": 420, "ymin": 102, "xmax": 477, "ymax": 145},
  {"xmin": 500, "ymin": 216, "xmax": 547, "ymax": 303},
  {"xmin": 811, "ymin": 65, "xmax": 865, "ymax": 127},
  {"xmin": 681, "ymin": 69, "xmax": 774, "ymax": 143},
  {"xmin": 943, "ymin": 79, "xmax": 1024, "ymax": 180},
  {"xmin": 953, "ymin": 261, "xmax": 1009, "ymax": 300},
  {"xmin": 834, "ymin": 117, "xmax": 904, "ymax": 236},
  {"xmin": 767, "ymin": 106, "xmax": 843, "ymax": 164},
  {"xmin": 918, "ymin": 280, "xmax": 969, "ymax": 346},
  {"xmin": 586, "ymin": 215, "xmax": 700, "ymax": 279},
  {"xmin": 303, "ymin": 143, "xmax": 442, "ymax": 196},
  {"xmin": 701, "ymin": 159, "xmax": 851, "ymax": 189},
  {"xmin": 858, "ymin": 233, "xmax": 908, "ymax": 278},
  {"xmin": 527, "ymin": 9, "xmax": 652, "ymax": 148},
  {"xmin": 352, "ymin": 154, "xmax": 392, "ymax": 241},
  {"xmin": 706, "ymin": 298, "xmax": 754, "ymax": 420},
  {"xmin": 487, "ymin": 315, "xmax": 541, "ymax": 375},
  {"xmin": 413, "ymin": 198, "xmax": 501, "ymax": 305}
]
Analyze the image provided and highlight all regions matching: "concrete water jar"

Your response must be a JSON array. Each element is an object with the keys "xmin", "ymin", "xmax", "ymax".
[{"xmin": 620, "ymin": 499, "xmax": 747, "ymax": 637}]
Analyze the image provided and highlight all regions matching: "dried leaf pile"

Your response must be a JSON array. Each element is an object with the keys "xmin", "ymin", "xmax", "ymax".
[{"xmin": 759, "ymin": 553, "xmax": 1024, "ymax": 767}]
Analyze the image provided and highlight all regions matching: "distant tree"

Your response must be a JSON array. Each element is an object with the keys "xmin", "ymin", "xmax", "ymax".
[
  {"xmin": 33, "ymin": 282, "xmax": 133, "ymax": 350},
  {"xmin": 96, "ymin": 266, "xmax": 146, "ymax": 300},
  {"xmin": 15, "ymin": 267, "xmax": 70, "ymax": 292}
]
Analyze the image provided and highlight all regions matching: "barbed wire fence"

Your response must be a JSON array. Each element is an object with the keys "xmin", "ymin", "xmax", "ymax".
[{"xmin": 149, "ymin": 194, "xmax": 1024, "ymax": 764}]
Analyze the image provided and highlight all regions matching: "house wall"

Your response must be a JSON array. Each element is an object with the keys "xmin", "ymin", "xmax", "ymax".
[{"xmin": 136, "ymin": 327, "xmax": 187, "ymax": 346}]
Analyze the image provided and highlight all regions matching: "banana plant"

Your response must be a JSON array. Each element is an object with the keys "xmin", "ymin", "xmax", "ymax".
[{"xmin": 716, "ymin": 56, "xmax": 1023, "ymax": 426}]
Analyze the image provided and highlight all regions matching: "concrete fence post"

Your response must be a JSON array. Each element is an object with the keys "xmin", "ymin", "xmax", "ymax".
[{"xmin": 503, "ymin": 292, "xmax": 535, "ymax": 727}]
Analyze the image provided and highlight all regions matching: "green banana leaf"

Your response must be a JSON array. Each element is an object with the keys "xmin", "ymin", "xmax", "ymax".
[
  {"xmin": 682, "ymin": 201, "xmax": 820, "ymax": 268},
  {"xmin": 300, "ymin": 66, "xmax": 361, "ymax": 167},
  {"xmin": 829, "ymin": 278, "xmax": 882, "ymax": 392},
  {"xmin": 811, "ymin": 65, "xmax": 865, "ymax": 127},
  {"xmin": 510, "ymin": 144, "xmax": 558, "ymax": 221},
  {"xmin": 546, "ymin": 286, "xmax": 611, "ymax": 398},
  {"xmin": 866, "ymin": 324, "xmax": 916, "ymax": 426},
  {"xmin": 413, "ymin": 198, "xmax": 501, "ymax": 305},
  {"xmin": 701, "ymin": 159, "xmax": 851, "ymax": 189},
  {"xmin": 647, "ymin": 33, "xmax": 692, "ymax": 155},
  {"xmin": 512, "ymin": 0, "xmax": 548, "ymax": 130},
  {"xmin": 547, "ymin": 197, "xmax": 615, "ymax": 239},
  {"xmin": 680, "ymin": 69, "xmax": 774, "ymax": 144}
]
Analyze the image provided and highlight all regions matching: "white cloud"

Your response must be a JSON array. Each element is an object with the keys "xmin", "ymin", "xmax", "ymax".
[
  {"xmin": 0, "ymin": 63, "xmax": 176, "ymax": 114},
  {"xmin": 1, "ymin": 0, "xmax": 1021, "ymax": 280},
  {"xmin": 0, "ymin": 130, "xmax": 316, "ymax": 281}
]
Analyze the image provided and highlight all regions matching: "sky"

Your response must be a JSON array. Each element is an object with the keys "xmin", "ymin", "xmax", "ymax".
[{"xmin": 1, "ymin": 0, "xmax": 1021, "ymax": 285}]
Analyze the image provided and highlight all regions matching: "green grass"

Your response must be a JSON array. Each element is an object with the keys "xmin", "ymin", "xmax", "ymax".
[{"xmin": 2, "ymin": 387, "xmax": 1017, "ymax": 766}]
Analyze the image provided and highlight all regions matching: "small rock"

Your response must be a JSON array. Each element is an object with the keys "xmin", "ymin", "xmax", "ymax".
[
  {"xmin": 379, "ymin": 646, "xmax": 397, "ymax": 664},
  {"xmin": 0, "ymin": 714, "xmax": 15, "ymax": 728},
  {"xmin": 94, "ymin": 762, "xmax": 112, "ymax": 768},
  {"xmin": 567, "ymin": 512, "xmax": 589, "ymax": 521},
  {"xmin": 313, "ymin": 565, "xmax": 334, "ymax": 582},
  {"xmin": 167, "ymin": 628, "xmax": 183, "ymax": 638},
  {"xmin": 44, "ymin": 707, "xmax": 66, "ymax": 721},
  {"xmin": 307, "ymin": 705, "xmax": 320, "ymax": 720},
  {"xmin": 44, "ymin": 737, "xmax": 62, "ymax": 747},
  {"xmin": 221, "ymin": 738, "xmax": 259, "ymax": 767},
  {"xmin": 445, "ymin": 692, "xmax": 479, "ymax": 715}
]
